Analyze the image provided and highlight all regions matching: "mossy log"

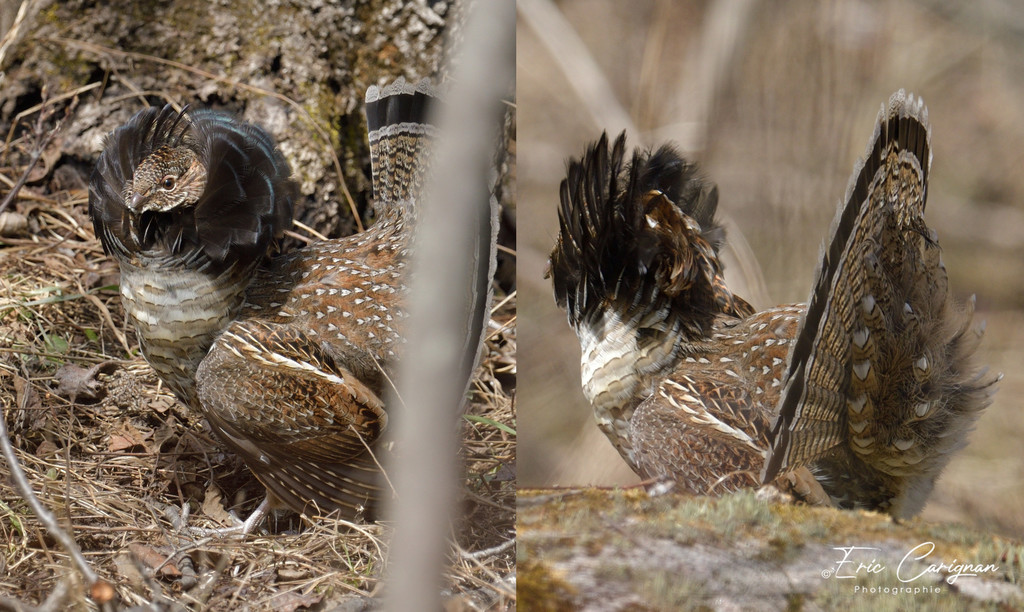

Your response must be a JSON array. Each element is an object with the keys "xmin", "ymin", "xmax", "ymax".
[{"xmin": 518, "ymin": 488, "xmax": 1023, "ymax": 611}]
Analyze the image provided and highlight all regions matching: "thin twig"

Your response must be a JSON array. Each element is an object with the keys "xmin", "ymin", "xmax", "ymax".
[
  {"xmin": 458, "ymin": 536, "xmax": 515, "ymax": 561},
  {"xmin": 290, "ymin": 218, "xmax": 330, "ymax": 242},
  {"xmin": 0, "ymin": 386, "xmax": 114, "ymax": 605},
  {"xmin": 0, "ymin": 94, "xmax": 76, "ymax": 215}
]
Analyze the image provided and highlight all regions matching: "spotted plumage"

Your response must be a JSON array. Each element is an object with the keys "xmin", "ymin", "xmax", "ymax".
[
  {"xmin": 549, "ymin": 90, "xmax": 997, "ymax": 518},
  {"xmin": 89, "ymin": 78, "xmax": 448, "ymax": 524}
]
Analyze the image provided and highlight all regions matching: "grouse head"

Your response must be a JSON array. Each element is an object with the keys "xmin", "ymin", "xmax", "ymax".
[
  {"xmin": 549, "ymin": 131, "xmax": 748, "ymax": 342},
  {"xmin": 89, "ymin": 105, "xmax": 295, "ymax": 271},
  {"xmin": 127, "ymin": 142, "xmax": 206, "ymax": 214}
]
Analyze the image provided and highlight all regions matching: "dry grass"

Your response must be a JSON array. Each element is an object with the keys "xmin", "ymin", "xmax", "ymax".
[{"xmin": 0, "ymin": 103, "xmax": 515, "ymax": 609}]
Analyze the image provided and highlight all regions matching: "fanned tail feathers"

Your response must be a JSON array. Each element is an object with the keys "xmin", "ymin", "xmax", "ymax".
[{"xmin": 764, "ymin": 90, "xmax": 997, "ymax": 515}]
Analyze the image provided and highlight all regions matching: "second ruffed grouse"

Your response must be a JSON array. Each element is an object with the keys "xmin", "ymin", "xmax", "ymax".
[
  {"xmin": 549, "ymin": 91, "xmax": 997, "ymax": 518},
  {"xmin": 89, "ymin": 79, "xmax": 450, "ymax": 526}
]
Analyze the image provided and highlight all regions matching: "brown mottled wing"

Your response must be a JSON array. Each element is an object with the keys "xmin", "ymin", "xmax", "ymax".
[
  {"xmin": 196, "ymin": 320, "xmax": 387, "ymax": 514},
  {"xmin": 632, "ymin": 368, "xmax": 770, "ymax": 495},
  {"xmin": 763, "ymin": 90, "xmax": 994, "ymax": 490}
]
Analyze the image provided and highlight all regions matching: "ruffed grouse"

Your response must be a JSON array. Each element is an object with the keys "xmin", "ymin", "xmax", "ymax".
[
  {"xmin": 89, "ymin": 78, "xmax": 447, "ymax": 528},
  {"xmin": 548, "ymin": 90, "xmax": 997, "ymax": 518}
]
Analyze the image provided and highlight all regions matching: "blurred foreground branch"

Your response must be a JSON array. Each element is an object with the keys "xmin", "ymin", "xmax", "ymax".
[{"xmin": 384, "ymin": 0, "xmax": 514, "ymax": 610}]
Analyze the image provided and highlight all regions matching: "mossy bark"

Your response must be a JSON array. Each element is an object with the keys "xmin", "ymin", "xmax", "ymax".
[{"xmin": 1, "ymin": 0, "xmax": 454, "ymax": 239}]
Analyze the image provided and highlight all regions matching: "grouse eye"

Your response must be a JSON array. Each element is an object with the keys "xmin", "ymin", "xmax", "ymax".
[{"xmin": 160, "ymin": 176, "xmax": 176, "ymax": 190}]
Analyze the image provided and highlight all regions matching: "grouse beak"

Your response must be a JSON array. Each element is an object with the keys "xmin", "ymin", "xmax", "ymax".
[
  {"xmin": 124, "ymin": 193, "xmax": 151, "ymax": 247},
  {"xmin": 128, "ymin": 191, "xmax": 147, "ymax": 212}
]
